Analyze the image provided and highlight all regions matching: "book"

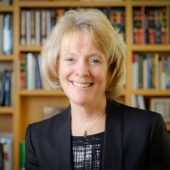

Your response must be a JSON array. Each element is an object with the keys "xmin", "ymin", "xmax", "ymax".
[
  {"xmin": 150, "ymin": 98, "xmax": 170, "ymax": 122},
  {"xmin": 0, "ymin": 133, "xmax": 13, "ymax": 170},
  {"xmin": 131, "ymin": 95, "xmax": 146, "ymax": 109},
  {"xmin": 0, "ymin": 14, "xmax": 3, "ymax": 55},
  {"xmin": 20, "ymin": 141, "xmax": 25, "ymax": 170},
  {"xmin": 20, "ymin": 10, "xmax": 26, "ymax": 46},
  {"xmin": 35, "ymin": 10, "xmax": 41, "ymax": 46},
  {"xmin": 2, "ymin": 14, "xmax": 13, "ymax": 55},
  {"xmin": 27, "ymin": 53, "xmax": 36, "ymax": 90},
  {"xmin": 26, "ymin": 10, "xmax": 31, "ymax": 45},
  {"xmin": 133, "ymin": 7, "xmax": 145, "ymax": 44},
  {"xmin": 42, "ymin": 106, "xmax": 65, "ymax": 120}
]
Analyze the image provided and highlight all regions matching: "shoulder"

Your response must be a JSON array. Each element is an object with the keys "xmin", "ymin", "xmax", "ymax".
[
  {"xmin": 107, "ymin": 99, "xmax": 166, "ymax": 131},
  {"xmin": 26, "ymin": 106, "xmax": 71, "ymax": 136}
]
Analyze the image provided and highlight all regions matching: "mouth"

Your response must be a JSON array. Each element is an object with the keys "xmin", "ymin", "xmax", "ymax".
[{"xmin": 72, "ymin": 81, "xmax": 93, "ymax": 88}]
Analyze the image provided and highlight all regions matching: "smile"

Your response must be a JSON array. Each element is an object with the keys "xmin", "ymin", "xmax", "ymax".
[{"xmin": 72, "ymin": 81, "xmax": 93, "ymax": 88}]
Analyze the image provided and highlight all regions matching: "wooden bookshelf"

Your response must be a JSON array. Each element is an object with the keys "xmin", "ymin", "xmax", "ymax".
[
  {"xmin": 0, "ymin": 107, "xmax": 14, "ymax": 114},
  {"xmin": 0, "ymin": 0, "xmax": 170, "ymax": 169},
  {"xmin": 0, "ymin": 55, "xmax": 14, "ymax": 61}
]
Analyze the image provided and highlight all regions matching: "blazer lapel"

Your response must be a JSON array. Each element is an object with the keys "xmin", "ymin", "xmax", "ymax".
[
  {"xmin": 55, "ymin": 106, "xmax": 72, "ymax": 170},
  {"xmin": 103, "ymin": 99, "xmax": 124, "ymax": 170}
]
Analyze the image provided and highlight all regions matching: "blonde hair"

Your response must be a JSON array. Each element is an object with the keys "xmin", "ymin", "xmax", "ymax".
[{"xmin": 42, "ymin": 8, "xmax": 126, "ymax": 99}]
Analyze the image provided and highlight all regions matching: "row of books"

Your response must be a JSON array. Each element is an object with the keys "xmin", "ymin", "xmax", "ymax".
[
  {"xmin": 132, "ymin": 53, "xmax": 170, "ymax": 90},
  {"xmin": 20, "ymin": 53, "xmax": 45, "ymax": 90},
  {"xmin": 0, "ymin": 70, "xmax": 12, "ymax": 106},
  {"xmin": 0, "ymin": 13, "xmax": 13, "ymax": 55},
  {"xmin": 20, "ymin": 7, "xmax": 125, "ymax": 46},
  {"xmin": 0, "ymin": 133, "xmax": 13, "ymax": 170},
  {"xmin": 133, "ymin": 6, "xmax": 170, "ymax": 44},
  {"xmin": 131, "ymin": 95, "xmax": 170, "ymax": 122}
]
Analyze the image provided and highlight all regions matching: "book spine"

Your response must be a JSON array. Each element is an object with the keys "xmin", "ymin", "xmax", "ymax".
[
  {"xmin": 31, "ymin": 10, "xmax": 35, "ymax": 45},
  {"xmin": 26, "ymin": 11, "xmax": 31, "ymax": 45},
  {"xmin": 2, "ymin": 14, "xmax": 13, "ymax": 55},
  {"xmin": 0, "ymin": 14, "xmax": 4, "ymax": 54},
  {"xmin": 20, "ymin": 10, "xmax": 26, "ymax": 46},
  {"xmin": 19, "ymin": 53, "xmax": 26, "ymax": 90},
  {"xmin": 161, "ymin": 7, "xmax": 168, "ymax": 44},
  {"xmin": 35, "ymin": 10, "xmax": 41, "ymax": 46},
  {"xmin": 148, "ymin": 8, "xmax": 155, "ymax": 44},
  {"xmin": 20, "ymin": 141, "xmax": 25, "ymax": 170}
]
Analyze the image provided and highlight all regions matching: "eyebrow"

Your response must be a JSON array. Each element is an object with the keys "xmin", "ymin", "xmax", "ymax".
[{"xmin": 64, "ymin": 52, "xmax": 104, "ymax": 59}]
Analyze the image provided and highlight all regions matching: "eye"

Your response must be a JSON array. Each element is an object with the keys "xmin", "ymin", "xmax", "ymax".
[
  {"xmin": 64, "ymin": 57, "xmax": 74, "ymax": 62},
  {"xmin": 89, "ymin": 58, "xmax": 101, "ymax": 64}
]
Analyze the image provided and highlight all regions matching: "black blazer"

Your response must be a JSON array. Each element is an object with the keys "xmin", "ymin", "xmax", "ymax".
[{"xmin": 25, "ymin": 99, "xmax": 170, "ymax": 170}]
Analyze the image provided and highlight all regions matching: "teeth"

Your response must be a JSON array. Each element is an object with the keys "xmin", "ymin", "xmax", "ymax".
[{"xmin": 73, "ymin": 82, "xmax": 92, "ymax": 88}]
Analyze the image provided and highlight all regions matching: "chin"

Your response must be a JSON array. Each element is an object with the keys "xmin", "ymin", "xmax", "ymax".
[{"xmin": 70, "ymin": 96, "xmax": 91, "ymax": 106}]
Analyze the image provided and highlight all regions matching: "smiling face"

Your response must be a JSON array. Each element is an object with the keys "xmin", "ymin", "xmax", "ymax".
[{"xmin": 58, "ymin": 31, "xmax": 109, "ymax": 107}]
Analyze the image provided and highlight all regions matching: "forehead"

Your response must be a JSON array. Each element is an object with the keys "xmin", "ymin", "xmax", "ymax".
[{"xmin": 60, "ymin": 30, "xmax": 97, "ymax": 52}]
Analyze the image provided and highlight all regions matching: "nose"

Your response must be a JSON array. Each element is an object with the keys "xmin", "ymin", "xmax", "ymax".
[{"xmin": 75, "ymin": 59, "xmax": 90, "ymax": 77}]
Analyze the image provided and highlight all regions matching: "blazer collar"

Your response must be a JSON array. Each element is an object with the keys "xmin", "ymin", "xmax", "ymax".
[
  {"xmin": 55, "ymin": 106, "xmax": 72, "ymax": 170},
  {"xmin": 102, "ymin": 99, "xmax": 123, "ymax": 170},
  {"xmin": 56, "ymin": 99, "xmax": 123, "ymax": 170}
]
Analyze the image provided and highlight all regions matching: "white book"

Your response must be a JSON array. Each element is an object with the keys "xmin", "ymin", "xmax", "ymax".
[
  {"xmin": 26, "ymin": 11, "xmax": 31, "ymax": 45},
  {"xmin": 31, "ymin": 10, "xmax": 35, "ymax": 45},
  {"xmin": 131, "ymin": 95, "xmax": 137, "ymax": 108},
  {"xmin": 27, "ymin": 53, "xmax": 35, "ymax": 90},
  {"xmin": 41, "ymin": 10, "xmax": 46, "ymax": 45},
  {"xmin": 3, "ymin": 14, "xmax": 13, "ymax": 55},
  {"xmin": 3, "ymin": 143, "xmax": 12, "ymax": 170},
  {"xmin": 0, "ymin": 14, "xmax": 3, "ymax": 54},
  {"xmin": 151, "ymin": 98, "xmax": 170, "ymax": 122},
  {"xmin": 20, "ymin": 10, "xmax": 26, "ymax": 46},
  {"xmin": 137, "ymin": 95, "xmax": 145, "ymax": 110},
  {"xmin": 132, "ymin": 56, "xmax": 138, "ymax": 89},
  {"xmin": 35, "ymin": 10, "xmax": 40, "ymax": 46},
  {"xmin": 143, "ymin": 58, "xmax": 147, "ymax": 89}
]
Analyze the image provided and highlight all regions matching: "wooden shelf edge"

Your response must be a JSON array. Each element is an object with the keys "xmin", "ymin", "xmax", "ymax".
[
  {"xmin": 19, "ymin": 90, "xmax": 66, "ymax": 96},
  {"xmin": 0, "ymin": 55, "xmax": 14, "ymax": 61},
  {"xmin": 132, "ymin": 1, "xmax": 170, "ymax": 6},
  {"xmin": 132, "ymin": 45, "xmax": 170, "ymax": 52},
  {"xmin": 19, "ymin": 46, "xmax": 42, "ymax": 52},
  {"xmin": 19, "ymin": 1, "xmax": 126, "ymax": 7},
  {"xmin": 0, "ymin": 107, "xmax": 14, "ymax": 114},
  {"xmin": 0, "ymin": 6, "xmax": 14, "ymax": 12},
  {"xmin": 132, "ymin": 89, "xmax": 170, "ymax": 96}
]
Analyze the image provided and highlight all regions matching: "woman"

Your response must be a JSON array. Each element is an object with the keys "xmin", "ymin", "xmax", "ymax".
[{"xmin": 25, "ymin": 9, "xmax": 170, "ymax": 169}]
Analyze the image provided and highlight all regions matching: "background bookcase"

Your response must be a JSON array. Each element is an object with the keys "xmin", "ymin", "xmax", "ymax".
[{"xmin": 0, "ymin": 0, "xmax": 170, "ymax": 169}]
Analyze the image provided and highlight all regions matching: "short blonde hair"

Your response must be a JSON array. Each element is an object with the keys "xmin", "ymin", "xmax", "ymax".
[{"xmin": 42, "ymin": 8, "xmax": 126, "ymax": 99}]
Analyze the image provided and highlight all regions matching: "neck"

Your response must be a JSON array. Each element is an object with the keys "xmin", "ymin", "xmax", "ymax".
[
  {"xmin": 71, "ymin": 97, "xmax": 106, "ymax": 120},
  {"xmin": 70, "ymin": 97, "xmax": 107, "ymax": 136}
]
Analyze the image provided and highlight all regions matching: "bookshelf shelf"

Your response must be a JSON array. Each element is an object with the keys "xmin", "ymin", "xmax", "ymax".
[
  {"xmin": 19, "ymin": 89, "xmax": 66, "ymax": 96},
  {"xmin": 19, "ymin": 45, "xmax": 42, "ymax": 52},
  {"xmin": 131, "ymin": 1, "xmax": 170, "ymax": 6},
  {"xmin": 19, "ymin": 1, "xmax": 126, "ymax": 8},
  {"xmin": 0, "ymin": 107, "xmax": 13, "ymax": 114},
  {"xmin": 132, "ymin": 89, "xmax": 170, "ymax": 96},
  {"xmin": 0, "ymin": 55, "xmax": 14, "ymax": 61},
  {"xmin": 132, "ymin": 45, "xmax": 170, "ymax": 52},
  {"xmin": 19, "ymin": 89, "xmax": 127, "ymax": 97},
  {"xmin": 0, "ymin": 6, "xmax": 14, "ymax": 12}
]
